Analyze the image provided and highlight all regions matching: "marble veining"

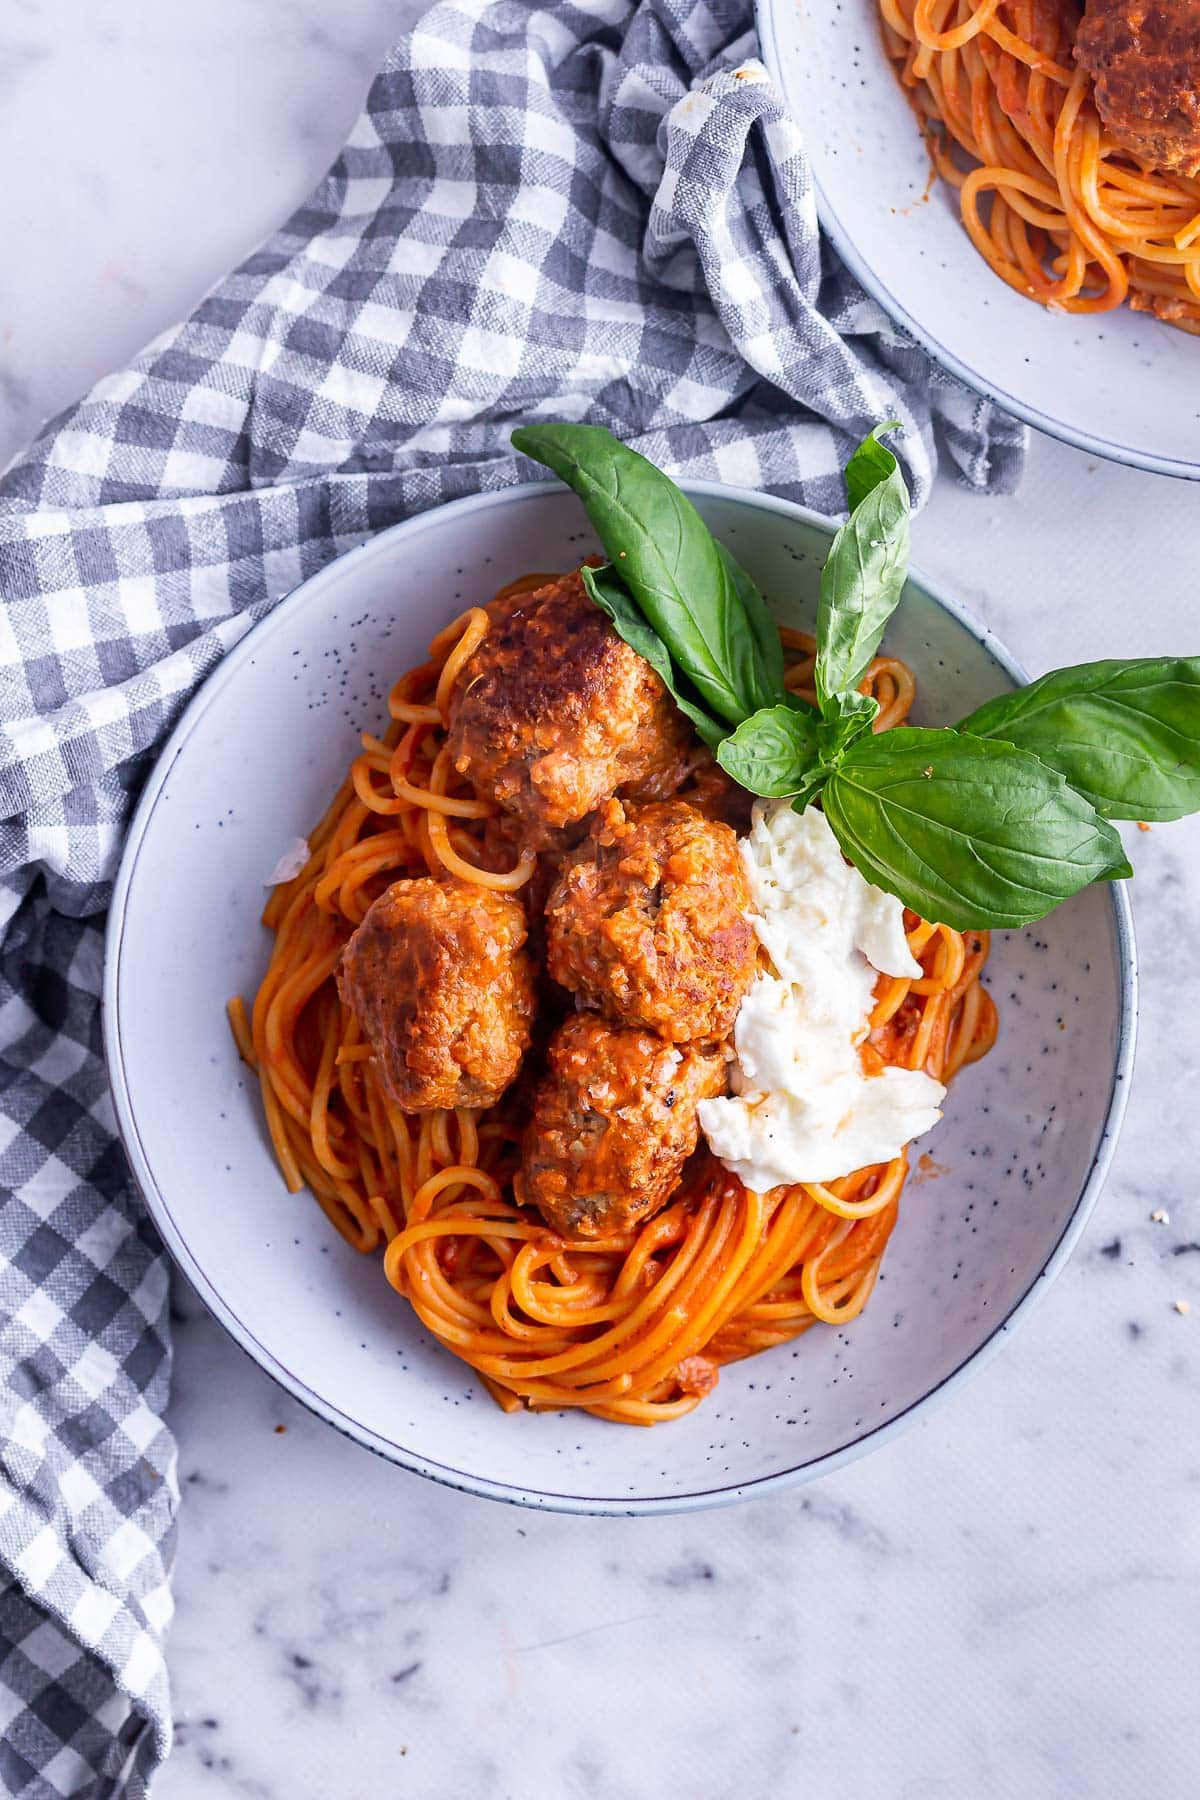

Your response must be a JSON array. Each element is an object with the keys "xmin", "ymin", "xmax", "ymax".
[{"xmin": 2, "ymin": 3, "xmax": 1197, "ymax": 1796}]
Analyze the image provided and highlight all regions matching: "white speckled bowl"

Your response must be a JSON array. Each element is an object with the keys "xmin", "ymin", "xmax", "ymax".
[
  {"xmin": 104, "ymin": 484, "xmax": 1136, "ymax": 1513},
  {"xmin": 757, "ymin": 0, "xmax": 1200, "ymax": 478}
]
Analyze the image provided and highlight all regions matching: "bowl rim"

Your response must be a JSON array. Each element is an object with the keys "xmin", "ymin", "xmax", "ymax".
[
  {"xmin": 754, "ymin": 0, "xmax": 1200, "ymax": 483},
  {"xmin": 103, "ymin": 478, "xmax": 1139, "ymax": 1515}
]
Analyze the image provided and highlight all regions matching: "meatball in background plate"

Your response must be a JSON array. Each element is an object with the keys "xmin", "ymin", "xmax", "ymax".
[
  {"xmin": 547, "ymin": 798, "xmax": 758, "ymax": 1043},
  {"xmin": 339, "ymin": 877, "xmax": 535, "ymax": 1112},
  {"xmin": 1076, "ymin": 0, "xmax": 1200, "ymax": 176},
  {"xmin": 515, "ymin": 1014, "xmax": 728, "ymax": 1239},
  {"xmin": 445, "ymin": 570, "xmax": 691, "ymax": 842}
]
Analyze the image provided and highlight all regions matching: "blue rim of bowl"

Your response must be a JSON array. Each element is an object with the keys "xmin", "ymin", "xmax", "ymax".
[
  {"xmin": 754, "ymin": 1, "xmax": 1200, "ymax": 483},
  {"xmin": 103, "ymin": 479, "xmax": 1139, "ymax": 1516}
]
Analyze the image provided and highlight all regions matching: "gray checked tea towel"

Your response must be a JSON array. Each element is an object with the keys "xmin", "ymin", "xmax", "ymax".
[{"xmin": 0, "ymin": 0, "xmax": 1025, "ymax": 1790}]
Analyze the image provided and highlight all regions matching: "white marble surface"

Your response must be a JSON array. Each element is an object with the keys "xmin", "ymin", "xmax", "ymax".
[{"xmin": 4, "ymin": 4, "xmax": 1199, "ymax": 1796}]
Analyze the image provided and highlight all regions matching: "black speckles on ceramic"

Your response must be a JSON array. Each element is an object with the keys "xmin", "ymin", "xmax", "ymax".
[
  {"xmin": 757, "ymin": 0, "xmax": 1200, "ymax": 479},
  {"xmin": 104, "ymin": 484, "xmax": 1135, "ymax": 1514}
]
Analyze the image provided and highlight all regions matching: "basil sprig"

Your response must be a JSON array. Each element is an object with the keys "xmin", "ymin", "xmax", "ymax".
[{"xmin": 511, "ymin": 420, "xmax": 1200, "ymax": 929}]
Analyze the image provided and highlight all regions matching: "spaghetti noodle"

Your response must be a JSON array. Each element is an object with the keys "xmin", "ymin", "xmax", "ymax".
[
  {"xmin": 880, "ymin": 0, "xmax": 1200, "ymax": 329},
  {"xmin": 229, "ymin": 583, "xmax": 997, "ymax": 1426}
]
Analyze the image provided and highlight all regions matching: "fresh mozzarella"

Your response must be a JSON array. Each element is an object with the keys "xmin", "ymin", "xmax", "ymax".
[{"xmin": 699, "ymin": 802, "xmax": 946, "ymax": 1190}]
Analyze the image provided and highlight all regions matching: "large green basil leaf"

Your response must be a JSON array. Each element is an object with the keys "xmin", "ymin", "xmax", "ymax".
[
  {"xmin": 716, "ymin": 539, "xmax": 787, "ymax": 703},
  {"xmin": 814, "ymin": 427, "xmax": 910, "ymax": 717},
  {"xmin": 957, "ymin": 657, "xmax": 1200, "ymax": 822},
  {"xmin": 512, "ymin": 424, "xmax": 781, "ymax": 724},
  {"xmin": 716, "ymin": 704, "xmax": 821, "ymax": 797},
  {"xmin": 581, "ymin": 564, "xmax": 727, "ymax": 750},
  {"xmin": 822, "ymin": 726, "xmax": 1132, "ymax": 930}
]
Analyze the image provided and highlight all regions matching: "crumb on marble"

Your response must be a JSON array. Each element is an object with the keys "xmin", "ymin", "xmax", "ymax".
[
  {"xmin": 1174, "ymin": 1298, "xmax": 1190, "ymax": 1316},
  {"xmin": 1151, "ymin": 1209, "xmax": 1170, "ymax": 1225},
  {"xmin": 274, "ymin": 1424, "xmax": 287, "ymax": 1434}
]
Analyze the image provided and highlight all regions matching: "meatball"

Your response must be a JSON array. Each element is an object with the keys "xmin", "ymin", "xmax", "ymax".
[
  {"xmin": 339, "ymin": 877, "xmax": 534, "ymax": 1112},
  {"xmin": 545, "ymin": 799, "xmax": 758, "ymax": 1043},
  {"xmin": 445, "ymin": 569, "xmax": 691, "ymax": 842},
  {"xmin": 515, "ymin": 1015, "xmax": 727, "ymax": 1238},
  {"xmin": 1076, "ymin": 0, "xmax": 1200, "ymax": 176}
]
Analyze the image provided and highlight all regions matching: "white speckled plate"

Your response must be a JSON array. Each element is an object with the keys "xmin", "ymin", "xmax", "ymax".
[
  {"xmin": 104, "ymin": 483, "xmax": 1136, "ymax": 1513},
  {"xmin": 757, "ymin": 0, "xmax": 1200, "ymax": 478}
]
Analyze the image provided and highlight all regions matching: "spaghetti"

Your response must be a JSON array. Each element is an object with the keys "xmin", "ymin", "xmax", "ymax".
[
  {"xmin": 229, "ymin": 583, "xmax": 997, "ymax": 1426},
  {"xmin": 880, "ymin": 0, "xmax": 1200, "ymax": 329}
]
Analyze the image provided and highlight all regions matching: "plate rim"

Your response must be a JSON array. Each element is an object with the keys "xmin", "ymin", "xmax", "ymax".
[
  {"xmin": 103, "ymin": 479, "xmax": 1139, "ymax": 1515},
  {"xmin": 754, "ymin": 0, "xmax": 1200, "ymax": 482}
]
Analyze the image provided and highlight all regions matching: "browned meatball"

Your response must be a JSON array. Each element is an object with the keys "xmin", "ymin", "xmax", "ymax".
[
  {"xmin": 445, "ymin": 570, "xmax": 691, "ymax": 842},
  {"xmin": 1076, "ymin": 0, "xmax": 1200, "ymax": 176},
  {"xmin": 339, "ymin": 877, "xmax": 534, "ymax": 1112},
  {"xmin": 545, "ymin": 798, "xmax": 758, "ymax": 1043},
  {"xmin": 515, "ymin": 1014, "xmax": 727, "ymax": 1238}
]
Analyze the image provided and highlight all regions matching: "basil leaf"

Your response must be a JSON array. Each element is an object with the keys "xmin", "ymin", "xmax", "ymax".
[
  {"xmin": 512, "ymin": 423, "xmax": 781, "ymax": 724},
  {"xmin": 845, "ymin": 420, "xmax": 902, "ymax": 512},
  {"xmin": 814, "ymin": 430, "xmax": 910, "ymax": 717},
  {"xmin": 581, "ymin": 563, "xmax": 726, "ymax": 750},
  {"xmin": 956, "ymin": 656, "xmax": 1200, "ymax": 822},
  {"xmin": 717, "ymin": 540, "xmax": 787, "ymax": 704},
  {"xmin": 822, "ymin": 726, "xmax": 1132, "ymax": 930},
  {"xmin": 717, "ymin": 704, "xmax": 821, "ymax": 797},
  {"xmin": 819, "ymin": 690, "xmax": 879, "ymax": 759}
]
